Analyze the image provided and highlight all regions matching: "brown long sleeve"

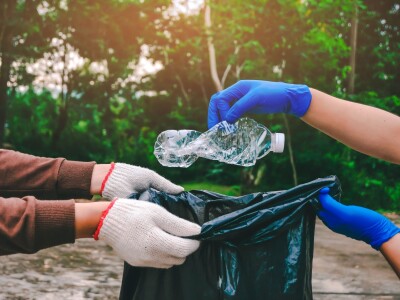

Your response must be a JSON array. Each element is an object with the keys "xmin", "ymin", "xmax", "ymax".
[
  {"xmin": 0, "ymin": 149, "xmax": 96, "ymax": 255},
  {"xmin": 0, "ymin": 196, "xmax": 75, "ymax": 255},
  {"xmin": 0, "ymin": 149, "xmax": 95, "ymax": 199}
]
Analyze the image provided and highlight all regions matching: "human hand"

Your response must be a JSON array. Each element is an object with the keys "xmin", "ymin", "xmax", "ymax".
[
  {"xmin": 208, "ymin": 80, "xmax": 312, "ymax": 128},
  {"xmin": 317, "ymin": 187, "xmax": 400, "ymax": 250},
  {"xmin": 100, "ymin": 163, "xmax": 184, "ymax": 199},
  {"xmin": 94, "ymin": 198, "xmax": 201, "ymax": 268}
]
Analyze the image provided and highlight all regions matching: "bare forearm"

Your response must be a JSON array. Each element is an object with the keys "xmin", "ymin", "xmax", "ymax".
[
  {"xmin": 90, "ymin": 164, "xmax": 112, "ymax": 195},
  {"xmin": 302, "ymin": 88, "xmax": 400, "ymax": 164},
  {"xmin": 380, "ymin": 233, "xmax": 400, "ymax": 279},
  {"xmin": 75, "ymin": 202, "xmax": 109, "ymax": 239}
]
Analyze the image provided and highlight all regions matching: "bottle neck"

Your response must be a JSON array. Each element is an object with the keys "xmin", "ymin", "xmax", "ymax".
[{"xmin": 271, "ymin": 133, "xmax": 285, "ymax": 153}]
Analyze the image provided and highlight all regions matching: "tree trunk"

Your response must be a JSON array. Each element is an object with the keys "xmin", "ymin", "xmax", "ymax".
[
  {"xmin": 204, "ymin": 3, "xmax": 222, "ymax": 92},
  {"xmin": 52, "ymin": 104, "xmax": 68, "ymax": 146},
  {"xmin": 175, "ymin": 74, "xmax": 190, "ymax": 104},
  {"xmin": 348, "ymin": 1, "xmax": 358, "ymax": 95},
  {"xmin": 197, "ymin": 65, "xmax": 209, "ymax": 107},
  {"xmin": 204, "ymin": 3, "xmax": 242, "ymax": 92},
  {"xmin": 0, "ymin": 1, "xmax": 15, "ymax": 146},
  {"xmin": 241, "ymin": 167, "xmax": 255, "ymax": 193},
  {"xmin": 283, "ymin": 115, "xmax": 298, "ymax": 186},
  {"xmin": 0, "ymin": 44, "xmax": 11, "ymax": 146},
  {"xmin": 254, "ymin": 163, "xmax": 266, "ymax": 186},
  {"xmin": 52, "ymin": 48, "xmax": 70, "ymax": 147}
]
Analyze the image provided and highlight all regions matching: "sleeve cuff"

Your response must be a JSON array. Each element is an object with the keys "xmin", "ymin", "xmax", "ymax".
[
  {"xmin": 35, "ymin": 200, "xmax": 76, "ymax": 250},
  {"xmin": 57, "ymin": 160, "xmax": 96, "ymax": 199}
]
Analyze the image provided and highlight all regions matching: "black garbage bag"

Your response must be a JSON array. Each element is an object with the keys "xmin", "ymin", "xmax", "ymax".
[{"xmin": 120, "ymin": 175, "xmax": 341, "ymax": 300}]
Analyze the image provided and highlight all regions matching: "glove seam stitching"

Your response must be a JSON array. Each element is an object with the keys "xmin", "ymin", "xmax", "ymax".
[
  {"xmin": 93, "ymin": 197, "xmax": 118, "ymax": 240},
  {"xmin": 100, "ymin": 162, "xmax": 115, "ymax": 195}
]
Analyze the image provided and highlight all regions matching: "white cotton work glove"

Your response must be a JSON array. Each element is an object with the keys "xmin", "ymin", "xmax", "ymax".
[
  {"xmin": 94, "ymin": 198, "xmax": 201, "ymax": 269},
  {"xmin": 102, "ymin": 163, "xmax": 184, "ymax": 199}
]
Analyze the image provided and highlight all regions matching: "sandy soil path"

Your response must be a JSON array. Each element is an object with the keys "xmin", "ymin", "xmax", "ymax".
[{"xmin": 0, "ymin": 219, "xmax": 398, "ymax": 299}]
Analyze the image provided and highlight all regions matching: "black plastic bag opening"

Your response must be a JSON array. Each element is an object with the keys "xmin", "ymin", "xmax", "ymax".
[{"xmin": 120, "ymin": 175, "xmax": 341, "ymax": 300}]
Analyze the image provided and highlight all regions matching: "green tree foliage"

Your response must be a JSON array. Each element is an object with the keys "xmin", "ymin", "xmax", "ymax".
[
  {"xmin": 0, "ymin": 0, "xmax": 62, "ymax": 143},
  {"xmin": 357, "ymin": 0, "xmax": 400, "ymax": 96},
  {"xmin": 3, "ymin": 0, "xmax": 399, "ymax": 210}
]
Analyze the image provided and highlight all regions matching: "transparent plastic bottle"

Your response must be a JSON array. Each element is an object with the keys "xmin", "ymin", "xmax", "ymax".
[{"xmin": 154, "ymin": 118, "xmax": 285, "ymax": 168}]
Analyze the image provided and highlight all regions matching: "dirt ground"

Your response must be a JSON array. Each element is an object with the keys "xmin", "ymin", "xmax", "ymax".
[
  {"xmin": 0, "ymin": 219, "xmax": 398, "ymax": 299},
  {"xmin": 313, "ymin": 219, "xmax": 400, "ymax": 300}
]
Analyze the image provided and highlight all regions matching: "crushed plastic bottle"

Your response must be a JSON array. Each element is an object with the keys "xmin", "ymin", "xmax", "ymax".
[{"xmin": 154, "ymin": 118, "xmax": 285, "ymax": 168}]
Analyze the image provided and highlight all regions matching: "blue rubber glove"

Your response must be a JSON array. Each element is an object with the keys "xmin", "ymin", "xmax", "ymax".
[
  {"xmin": 318, "ymin": 187, "xmax": 400, "ymax": 250},
  {"xmin": 207, "ymin": 80, "xmax": 312, "ymax": 128}
]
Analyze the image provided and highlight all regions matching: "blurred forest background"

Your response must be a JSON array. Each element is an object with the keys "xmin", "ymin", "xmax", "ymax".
[{"xmin": 0, "ymin": 0, "xmax": 399, "ymax": 210}]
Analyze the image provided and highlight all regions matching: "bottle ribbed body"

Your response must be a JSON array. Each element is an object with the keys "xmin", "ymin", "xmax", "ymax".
[{"xmin": 154, "ymin": 118, "xmax": 284, "ymax": 167}]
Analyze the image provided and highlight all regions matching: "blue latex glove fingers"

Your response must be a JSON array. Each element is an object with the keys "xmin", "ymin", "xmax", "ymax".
[
  {"xmin": 208, "ymin": 92, "xmax": 222, "ymax": 128},
  {"xmin": 207, "ymin": 80, "xmax": 312, "ymax": 129},
  {"xmin": 225, "ymin": 88, "xmax": 262, "ymax": 124},
  {"xmin": 318, "ymin": 187, "xmax": 400, "ymax": 250},
  {"xmin": 317, "ymin": 187, "xmax": 356, "ymax": 234},
  {"xmin": 208, "ymin": 82, "xmax": 251, "ymax": 128},
  {"xmin": 226, "ymin": 82, "xmax": 292, "ymax": 123}
]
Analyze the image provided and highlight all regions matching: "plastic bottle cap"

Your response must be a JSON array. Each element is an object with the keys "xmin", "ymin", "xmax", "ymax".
[{"xmin": 273, "ymin": 133, "xmax": 285, "ymax": 153}]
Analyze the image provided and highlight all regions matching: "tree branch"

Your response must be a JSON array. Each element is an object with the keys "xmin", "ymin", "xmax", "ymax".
[
  {"xmin": 221, "ymin": 45, "xmax": 241, "ymax": 88},
  {"xmin": 205, "ymin": 2, "xmax": 222, "ymax": 92},
  {"xmin": 0, "ymin": 2, "xmax": 7, "ymax": 54},
  {"xmin": 175, "ymin": 74, "xmax": 190, "ymax": 104},
  {"xmin": 235, "ymin": 62, "xmax": 244, "ymax": 79},
  {"xmin": 283, "ymin": 115, "xmax": 298, "ymax": 186},
  {"xmin": 348, "ymin": 1, "xmax": 358, "ymax": 95}
]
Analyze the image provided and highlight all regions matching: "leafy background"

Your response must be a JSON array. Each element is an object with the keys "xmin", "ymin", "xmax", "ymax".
[{"xmin": 1, "ymin": 0, "xmax": 399, "ymax": 210}]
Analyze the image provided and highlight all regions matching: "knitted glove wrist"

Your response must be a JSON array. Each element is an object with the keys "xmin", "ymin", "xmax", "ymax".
[
  {"xmin": 101, "ymin": 163, "xmax": 183, "ymax": 199},
  {"xmin": 94, "ymin": 198, "xmax": 201, "ymax": 268}
]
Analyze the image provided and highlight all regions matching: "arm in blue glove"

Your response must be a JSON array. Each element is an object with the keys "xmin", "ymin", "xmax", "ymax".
[
  {"xmin": 208, "ymin": 80, "xmax": 400, "ymax": 164},
  {"xmin": 318, "ymin": 187, "xmax": 400, "ymax": 278},
  {"xmin": 208, "ymin": 80, "xmax": 312, "ymax": 128}
]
